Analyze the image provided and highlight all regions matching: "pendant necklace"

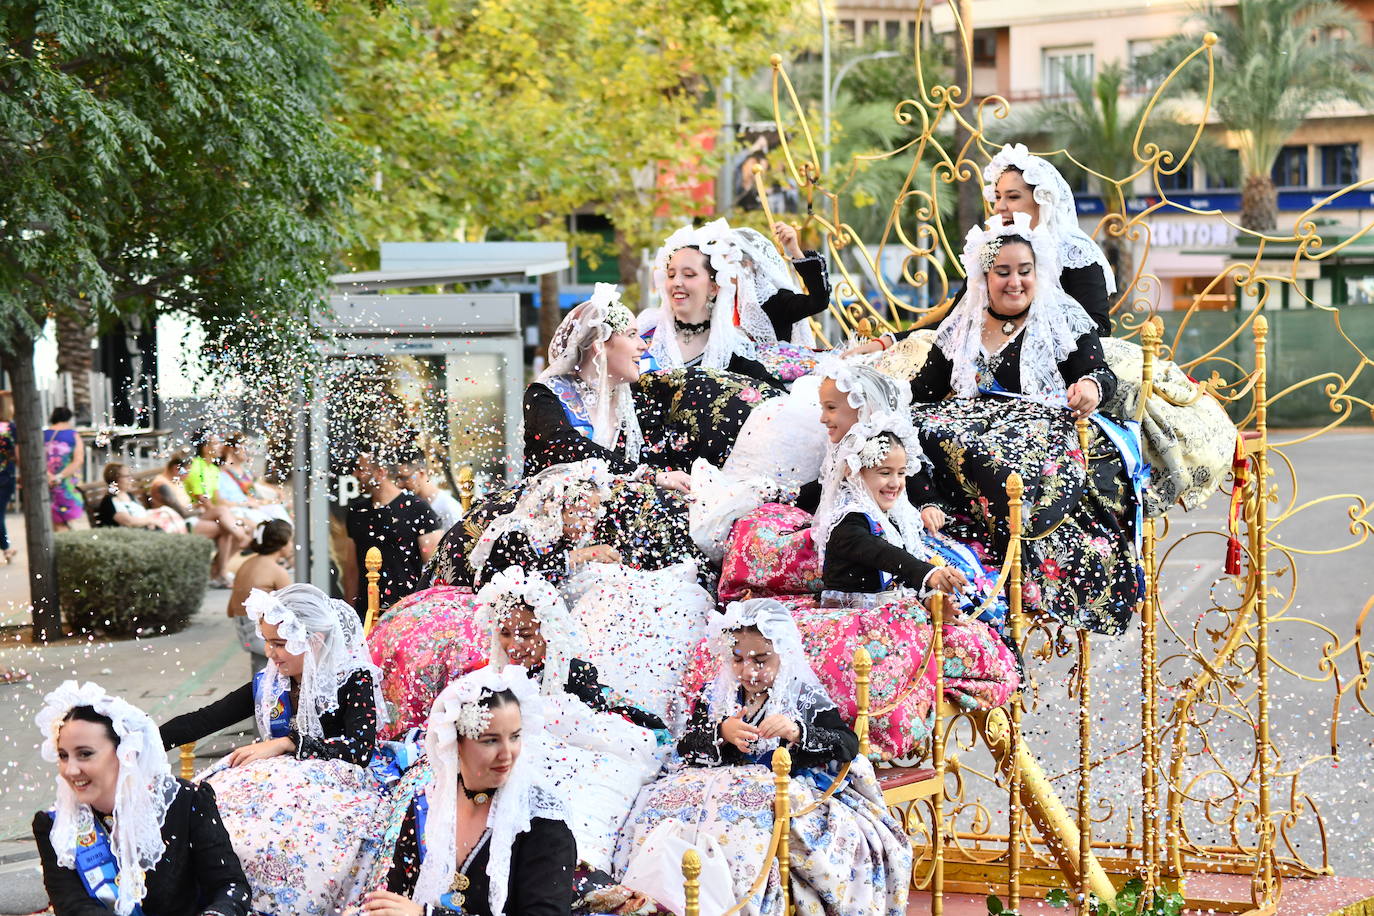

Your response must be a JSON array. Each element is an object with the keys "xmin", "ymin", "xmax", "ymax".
[
  {"xmin": 675, "ymin": 316, "xmax": 712, "ymax": 341},
  {"xmin": 986, "ymin": 304, "xmax": 1026, "ymax": 336}
]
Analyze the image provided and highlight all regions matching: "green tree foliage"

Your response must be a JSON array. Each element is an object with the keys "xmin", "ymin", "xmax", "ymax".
[
  {"xmin": 0, "ymin": 0, "xmax": 362, "ymax": 632},
  {"xmin": 328, "ymin": 0, "xmax": 803, "ymax": 275},
  {"xmin": 1143, "ymin": 0, "xmax": 1374, "ymax": 231}
]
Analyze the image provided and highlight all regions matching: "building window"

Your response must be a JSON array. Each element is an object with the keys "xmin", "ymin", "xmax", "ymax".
[
  {"xmin": 1204, "ymin": 150, "xmax": 1240, "ymax": 189},
  {"xmin": 863, "ymin": 20, "xmax": 880, "ymax": 41},
  {"xmin": 1271, "ymin": 146, "xmax": 1309, "ymax": 188},
  {"xmin": 972, "ymin": 31, "xmax": 997, "ymax": 66},
  {"xmin": 1158, "ymin": 161, "xmax": 1195, "ymax": 192},
  {"xmin": 1043, "ymin": 46, "xmax": 1094, "ymax": 98},
  {"xmin": 885, "ymin": 20, "xmax": 902, "ymax": 44},
  {"xmin": 1320, "ymin": 143, "xmax": 1359, "ymax": 187},
  {"xmin": 1127, "ymin": 38, "xmax": 1162, "ymax": 92},
  {"xmin": 838, "ymin": 19, "xmax": 855, "ymax": 42},
  {"xmin": 571, "ymin": 214, "xmax": 618, "ymax": 285}
]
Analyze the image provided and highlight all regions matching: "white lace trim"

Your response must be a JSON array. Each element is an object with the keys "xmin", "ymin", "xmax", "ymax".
[
  {"xmin": 983, "ymin": 143, "xmax": 1116, "ymax": 295},
  {"xmin": 38, "ymin": 681, "xmax": 181, "ymax": 916},
  {"xmin": 704, "ymin": 599, "xmax": 835, "ymax": 753},
  {"xmin": 935, "ymin": 213, "xmax": 1095, "ymax": 400},
  {"xmin": 468, "ymin": 459, "xmax": 613, "ymax": 574},
  {"xmin": 245, "ymin": 584, "xmax": 387, "ymax": 741},
  {"xmin": 538, "ymin": 285, "xmax": 643, "ymax": 463},
  {"xmin": 414, "ymin": 667, "xmax": 567, "ymax": 914},
  {"xmin": 477, "ymin": 565, "xmax": 587, "ymax": 698}
]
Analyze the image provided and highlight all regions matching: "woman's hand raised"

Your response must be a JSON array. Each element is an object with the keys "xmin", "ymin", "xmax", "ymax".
[{"xmin": 772, "ymin": 221, "xmax": 805, "ymax": 260}]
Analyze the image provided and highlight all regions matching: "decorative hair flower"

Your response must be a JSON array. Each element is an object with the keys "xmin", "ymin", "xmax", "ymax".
[
  {"xmin": 453, "ymin": 701, "xmax": 494, "ymax": 740},
  {"xmin": 963, "ymin": 211, "xmax": 1037, "ymax": 281},
  {"xmin": 857, "ymin": 434, "xmax": 894, "ymax": 469},
  {"xmin": 588, "ymin": 282, "xmax": 634, "ymax": 336}
]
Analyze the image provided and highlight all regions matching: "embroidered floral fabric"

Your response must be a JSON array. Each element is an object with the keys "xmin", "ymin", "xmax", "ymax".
[
  {"xmin": 366, "ymin": 586, "xmax": 487, "ymax": 739},
  {"xmin": 614, "ymin": 757, "xmax": 911, "ymax": 916},
  {"xmin": 912, "ymin": 396, "xmax": 1141, "ymax": 634}
]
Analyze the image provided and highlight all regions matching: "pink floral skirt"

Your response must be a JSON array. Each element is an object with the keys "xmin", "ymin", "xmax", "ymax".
[
  {"xmin": 683, "ymin": 594, "xmax": 1019, "ymax": 761},
  {"xmin": 718, "ymin": 503, "xmax": 823, "ymax": 602},
  {"xmin": 366, "ymin": 586, "xmax": 486, "ymax": 739}
]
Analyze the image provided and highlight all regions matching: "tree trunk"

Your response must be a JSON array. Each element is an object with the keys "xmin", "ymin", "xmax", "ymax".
[
  {"xmin": 0, "ymin": 337, "xmax": 61, "ymax": 641},
  {"xmin": 1240, "ymin": 173, "xmax": 1278, "ymax": 233},
  {"xmin": 615, "ymin": 227, "xmax": 643, "ymax": 306},
  {"xmin": 538, "ymin": 270, "xmax": 561, "ymax": 361},
  {"xmin": 54, "ymin": 305, "xmax": 94, "ymax": 423}
]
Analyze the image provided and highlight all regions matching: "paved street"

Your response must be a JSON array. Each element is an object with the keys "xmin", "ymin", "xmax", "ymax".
[{"xmin": 0, "ymin": 429, "xmax": 1369, "ymax": 913}]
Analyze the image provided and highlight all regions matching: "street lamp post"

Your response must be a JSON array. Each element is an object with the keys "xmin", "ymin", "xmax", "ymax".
[{"xmin": 822, "ymin": 50, "xmax": 902, "ymax": 175}]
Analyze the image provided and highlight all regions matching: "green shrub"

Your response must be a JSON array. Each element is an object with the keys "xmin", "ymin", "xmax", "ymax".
[{"xmin": 56, "ymin": 529, "xmax": 213, "ymax": 637}]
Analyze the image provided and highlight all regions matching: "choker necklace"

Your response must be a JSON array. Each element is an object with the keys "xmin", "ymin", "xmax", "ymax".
[
  {"xmin": 460, "ymin": 779, "xmax": 493, "ymax": 806},
  {"xmin": 675, "ymin": 316, "xmax": 711, "ymax": 341},
  {"xmin": 986, "ymin": 304, "xmax": 1028, "ymax": 336}
]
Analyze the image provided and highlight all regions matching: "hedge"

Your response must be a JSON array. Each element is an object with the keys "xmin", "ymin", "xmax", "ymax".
[{"xmin": 55, "ymin": 528, "xmax": 213, "ymax": 636}]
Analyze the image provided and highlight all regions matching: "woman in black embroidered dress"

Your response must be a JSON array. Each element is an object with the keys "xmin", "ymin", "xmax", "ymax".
[{"xmin": 906, "ymin": 214, "xmax": 1140, "ymax": 635}]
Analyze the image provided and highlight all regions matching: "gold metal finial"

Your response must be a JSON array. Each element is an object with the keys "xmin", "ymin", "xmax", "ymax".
[
  {"xmin": 1253, "ymin": 313, "xmax": 1269, "ymax": 339},
  {"xmin": 1142, "ymin": 317, "xmax": 1162, "ymax": 346},
  {"xmin": 769, "ymin": 53, "xmax": 782, "ymax": 68},
  {"xmin": 456, "ymin": 464, "xmax": 476, "ymax": 513},
  {"xmin": 1006, "ymin": 472, "xmax": 1025, "ymax": 501},
  {"xmin": 681, "ymin": 849, "xmax": 701, "ymax": 916},
  {"xmin": 179, "ymin": 743, "xmax": 195, "ymax": 780},
  {"xmin": 363, "ymin": 547, "xmax": 383, "ymax": 635},
  {"xmin": 1203, "ymin": 31, "xmax": 1218, "ymax": 46}
]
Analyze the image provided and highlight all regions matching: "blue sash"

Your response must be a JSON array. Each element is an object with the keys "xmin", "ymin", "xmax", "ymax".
[
  {"xmin": 926, "ymin": 533, "xmax": 1009, "ymax": 631},
  {"xmin": 367, "ymin": 728, "xmax": 424, "ymax": 787},
  {"xmin": 541, "ymin": 377, "xmax": 595, "ymax": 441},
  {"xmin": 54, "ymin": 809, "xmax": 144, "ymax": 915},
  {"xmin": 410, "ymin": 790, "xmax": 467, "ymax": 913},
  {"xmin": 1088, "ymin": 413, "xmax": 1150, "ymax": 550},
  {"xmin": 252, "ymin": 670, "xmax": 292, "ymax": 739},
  {"xmin": 639, "ymin": 330, "xmax": 663, "ymax": 373}
]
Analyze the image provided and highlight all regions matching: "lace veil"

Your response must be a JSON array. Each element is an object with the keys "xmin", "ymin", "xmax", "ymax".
[
  {"xmin": 38, "ymin": 681, "xmax": 181, "ymax": 916},
  {"xmin": 414, "ymin": 666, "xmax": 566, "ymax": 914},
  {"xmin": 810, "ymin": 411, "xmax": 934, "ymax": 568},
  {"xmin": 935, "ymin": 212, "xmax": 1095, "ymax": 400},
  {"xmin": 468, "ymin": 458, "xmax": 614, "ymax": 574},
  {"xmin": 704, "ymin": 598, "xmax": 834, "ymax": 750},
  {"xmin": 476, "ymin": 565, "xmax": 587, "ymax": 696},
  {"xmin": 729, "ymin": 227, "xmax": 817, "ymax": 347},
  {"xmin": 245, "ymin": 584, "xmax": 388, "ymax": 740},
  {"xmin": 812, "ymin": 356, "xmax": 916, "ymax": 548},
  {"xmin": 538, "ymin": 283, "xmax": 644, "ymax": 463},
  {"xmin": 645, "ymin": 218, "xmax": 760, "ymax": 370},
  {"xmin": 983, "ymin": 143, "xmax": 1117, "ymax": 296}
]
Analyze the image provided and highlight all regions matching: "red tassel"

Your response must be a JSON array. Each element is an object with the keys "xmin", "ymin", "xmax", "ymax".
[{"xmin": 1224, "ymin": 537, "xmax": 1243, "ymax": 576}]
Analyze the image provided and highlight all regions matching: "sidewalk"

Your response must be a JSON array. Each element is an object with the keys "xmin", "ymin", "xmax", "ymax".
[{"xmin": 0, "ymin": 510, "xmax": 252, "ymax": 915}]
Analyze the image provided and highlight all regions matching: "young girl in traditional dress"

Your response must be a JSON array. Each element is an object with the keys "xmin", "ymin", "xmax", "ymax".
[
  {"xmin": 34, "ymin": 681, "xmax": 250, "ymax": 916},
  {"xmin": 159, "ymin": 584, "xmax": 391, "ymax": 915},
  {"xmin": 616, "ymin": 599, "xmax": 912, "ymax": 916}
]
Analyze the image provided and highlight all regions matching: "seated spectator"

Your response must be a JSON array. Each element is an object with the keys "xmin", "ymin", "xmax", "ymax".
[
  {"xmin": 226, "ymin": 520, "xmax": 294, "ymax": 675},
  {"xmin": 220, "ymin": 433, "xmax": 290, "ymax": 521},
  {"xmin": 182, "ymin": 427, "xmax": 223, "ymax": 508},
  {"xmin": 151, "ymin": 450, "xmax": 251, "ymax": 578},
  {"xmin": 95, "ymin": 463, "xmax": 185, "ymax": 534}
]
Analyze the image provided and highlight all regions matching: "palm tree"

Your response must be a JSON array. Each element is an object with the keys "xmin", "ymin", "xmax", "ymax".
[
  {"xmin": 1001, "ymin": 61, "xmax": 1208, "ymax": 295},
  {"xmin": 1146, "ymin": 0, "xmax": 1374, "ymax": 231}
]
